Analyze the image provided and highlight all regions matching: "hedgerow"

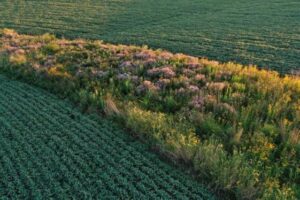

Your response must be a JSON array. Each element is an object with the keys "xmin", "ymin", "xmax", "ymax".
[{"xmin": 0, "ymin": 29, "xmax": 299, "ymax": 199}]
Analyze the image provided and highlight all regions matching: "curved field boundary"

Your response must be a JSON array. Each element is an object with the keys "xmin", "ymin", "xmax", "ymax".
[
  {"xmin": 0, "ymin": 74, "xmax": 215, "ymax": 199},
  {"xmin": 0, "ymin": 0, "xmax": 299, "ymax": 73}
]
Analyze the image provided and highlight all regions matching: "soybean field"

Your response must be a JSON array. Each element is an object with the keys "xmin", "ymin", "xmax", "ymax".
[
  {"xmin": 0, "ymin": 75, "xmax": 214, "ymax": 199},
  {"xmin": 0, "ymin": 0, "xmax": 299, "ymax": 73}
]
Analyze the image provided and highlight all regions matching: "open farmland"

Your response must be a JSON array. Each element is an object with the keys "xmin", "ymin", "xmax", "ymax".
[
  {"xmin": 0, "ymin": 74, "xmax": 214, "ymax": 199},
  {"xmin": 0, "ymin": 0, "xmax": 299, "ymax": 73},
  {"xmin": 1, "ymin": 30, "xmax": 299, "ymax": 199}
]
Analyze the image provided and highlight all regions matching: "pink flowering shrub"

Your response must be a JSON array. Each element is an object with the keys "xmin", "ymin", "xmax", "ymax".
[
  {"xmin": 119, "ymin": 61, "xmax": 133, "ymax": 69},
  {"xmin": 134, "ymin": 50, "xmax": 156, "ymax": 60},
  {"xmin": 136, "ymin": 80, "xmax": 158, "ymax": 94},
  {"xmin": 187, "ymin": 85, "xmax": 200, "ymax": 93},
  {"xmin": 189, "ymin": 95, "xmax": 205, "ymax": 111},
  {"xmin": 157, "ymin": 51, "xmax": 173, "ymax": 60},
  {"xmin": 147, "ymin": 66, "xmax": 176, "ymax": 79},
  {"xmin": 156, "ymin": 78, "xmax": 171, "ymax": 90},
  {"xmin": 207, "ymin": 82, "xmax": 228, "ymax": 92}
]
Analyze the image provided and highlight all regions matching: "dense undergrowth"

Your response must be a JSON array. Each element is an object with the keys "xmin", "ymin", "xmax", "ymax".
[{"xmin": 0, "ymin": 29, "xmax": 299, "ymax": 199}]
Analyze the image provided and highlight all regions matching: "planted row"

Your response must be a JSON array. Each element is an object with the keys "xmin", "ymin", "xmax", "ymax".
[{"xmin": 0, "ymin": 75, "xmax": 213, "ymax": 199}]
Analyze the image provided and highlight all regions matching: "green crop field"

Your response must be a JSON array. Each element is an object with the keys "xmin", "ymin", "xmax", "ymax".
[
  {"xmin": 0, "ymin": 74, "xmax": 214, "ymax": 199},
  {"xmin": 0, "ymin": 0, "xmax": 299, "ymax": 73}
]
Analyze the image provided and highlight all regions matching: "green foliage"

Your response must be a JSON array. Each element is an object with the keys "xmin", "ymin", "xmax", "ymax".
[
  {"xmin": 42, "ymin": 42, "xmax": 60, "ymax": 55},
  {"xmin": 163, "ymin": 95, "xmax": 180, "ymax": 113},
  {"xmin": 193, "ymin": 141, "xmax": 260, "ymax": 200},
  {"xmin": 196, "ymin": 115, "xmax": 224, "ymax": 139},
  {"xmin": 125, "ymin": 105, "xmax": 199, "ymax": 162},
  {"xmin": 118, "ymin": 79, "xmax": 133, "ymax": 95},
  {"xmin": 0, "ymin": 30, "xmax": 299, "ymax": 199},
  {"xmin": 0, "ymin": 1, "xmax": 298, "ymax": 73},
  {"xmin": 0, "ymin": 75, "xmax": 214, "ymax": 199}
]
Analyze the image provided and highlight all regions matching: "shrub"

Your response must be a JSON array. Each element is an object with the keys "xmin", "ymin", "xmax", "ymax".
[
  {"xmin": 42, "ymin": 42, "xmax": 60, "ymax": 55},
  {"xmin": 195, "ymin": 114, "xmax": 224, "ymax": 139},
  {"xmin": 193, "ymin": 140, "xmax": 259, "ymax": 199},
  {"xmin": 9, "ymin": 53, "xmax": 27, "ymax": 65},
  {"xmin": 118, "ymin": 79, "xmax": 133, "ymax": 95},
  {"xmin": 125, "ymin": 105, "xmax": 198, "ymax": 162},
  {"xmin": 163, "ymin": 95, "xmax": 180, "ymax": 113}
]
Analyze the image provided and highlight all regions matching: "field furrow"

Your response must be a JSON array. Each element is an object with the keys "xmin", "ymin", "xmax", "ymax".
[
  {"xmin": 0, "ymin": 74, "xmax": 214, "ymax": 199},
  {"xmin": 1, "ymin": 0, "xmax": 299, "ymax": 72}
]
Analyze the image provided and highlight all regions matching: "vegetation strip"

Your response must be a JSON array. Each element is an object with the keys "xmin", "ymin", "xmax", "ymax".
[{"xmin": 0, "ymin": 29, "xmax": 299, "ymax": 199}]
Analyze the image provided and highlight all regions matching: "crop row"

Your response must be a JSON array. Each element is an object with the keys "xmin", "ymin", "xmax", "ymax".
[
  {"xmin": 0, "ymin": 75, "xmax": 214, "ymax": 199},
  {"xmin": 0, "ymin": 0, "xmax": 299, "ymax": 72}
]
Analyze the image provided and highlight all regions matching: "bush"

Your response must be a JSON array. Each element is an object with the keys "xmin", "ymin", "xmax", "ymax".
[
  {"xmin": 193, "ymin": 140, "xmax": 260, "ymax": 199},
  {"xmin": 42, "ymin": 42, "xmax": 60, "ymax": 55},
  {"xmin": 195, "ymin": 114, "xmax": 224, "ymax": 139},
  {"xmin": 125, "ymin": 105, "xmax": 199, "ymax": 162}
]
